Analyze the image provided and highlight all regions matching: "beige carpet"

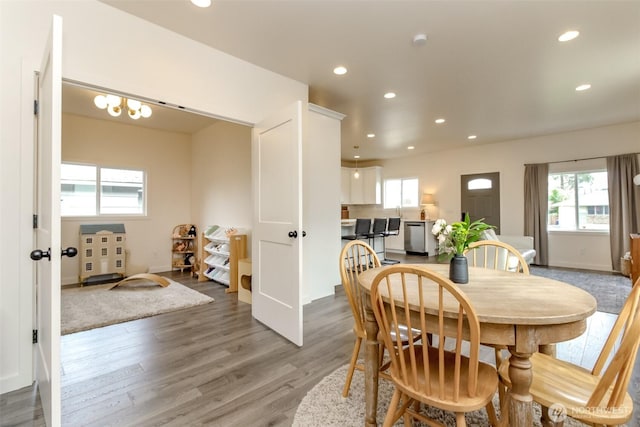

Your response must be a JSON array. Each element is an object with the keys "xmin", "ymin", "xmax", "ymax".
[
  {"xmin": 61, "ymin": 279, "xmax": 213, "ymax": 335},
  {"xmin": 293, "ymin": 364, "xmax": 590, "ymax": 427}
]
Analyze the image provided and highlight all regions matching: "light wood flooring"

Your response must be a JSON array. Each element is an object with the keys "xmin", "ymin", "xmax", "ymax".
[{"xmin": 1, "ymin": 255, "xmax": 639, "ymax": 426}]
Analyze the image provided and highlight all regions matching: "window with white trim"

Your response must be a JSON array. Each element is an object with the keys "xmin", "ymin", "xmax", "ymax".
[
  {"xmin": 547, "ymin": 170, "xmax": 609, "ymax": 231},
  {"xmin": 383, "ymin": 178, "xmax": 418, "ymax": 209},
  {"xmin": 61, "ymin": 163, "xmax": 146, "ymax": 216}
]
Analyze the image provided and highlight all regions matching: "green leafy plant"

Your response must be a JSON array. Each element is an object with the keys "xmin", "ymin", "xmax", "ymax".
[{"xmin": 432, "ymin": 213, "xmax": 495, "ymax": 260}]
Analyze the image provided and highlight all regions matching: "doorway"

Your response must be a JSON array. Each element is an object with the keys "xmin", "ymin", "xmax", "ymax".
[{"xmin": 460, "ymin": 172, "xmax": 501, "ymax": 233}]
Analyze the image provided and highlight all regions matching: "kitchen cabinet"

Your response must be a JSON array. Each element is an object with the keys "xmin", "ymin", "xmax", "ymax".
[
  {"xmin": 341, "ymin": 167, "xmax": 352, "ymax": 204},
  {"xmin": 341, "ymin": 166, "xmax": 382, "ymax": 205}
]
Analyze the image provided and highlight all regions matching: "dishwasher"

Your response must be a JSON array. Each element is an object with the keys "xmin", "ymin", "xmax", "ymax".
[{"xmin": 404, "ymin": 221, "xmax": 426, "ymax": 255}]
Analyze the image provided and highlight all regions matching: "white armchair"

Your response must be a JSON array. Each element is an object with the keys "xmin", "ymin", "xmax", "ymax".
[{"xmin": 481, "ymin": 229, "xmax": 536, "ymax": 265}]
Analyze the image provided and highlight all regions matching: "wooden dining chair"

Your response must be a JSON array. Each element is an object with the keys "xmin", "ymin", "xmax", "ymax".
[
  {"xmin": 370, "ymin": 264, "xmax": 500, "ymax": 427},
  {"xmin": 465, "ymin": 240, "xmax": 530, "ymax": 274},
  {"xmin": 339, "ymin": 240, "xmax": 419, "ymax": 398},
  {"xmin": 464, "ymin": 239, "xmax": 531, "ymax": 402},
  {"xmin": 498, "ymin": 279, "xmax": 640, "ymax": 427}
]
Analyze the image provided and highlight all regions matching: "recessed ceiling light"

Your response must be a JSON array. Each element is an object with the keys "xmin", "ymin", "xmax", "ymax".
[
  {"xmin": 412, "ymin": 33, "xmax": 427, "ymax": 46},
  {"xmin": 190, "ymin": 0, "xmax": 212, "ymax": 7},
  {"xmin": 558, "ymin": 30, "xmax": 579, "ymax": 42},
  {"xmin": 435, "ymin": 118, "xmax": 446, "ymax": 124},
  {"xmin": 354, "ymin": 155, "xmax": 360, "ymax": 159},
  {"xmin": 576, "ymin": 84, "xmax": 591, "ymax": 91},
  {"xmin": 467, "ymin": 135, "xmax": 477, "ymax": 140},
  {"xmin": 367, "ymin": 133, "xmax": 375, "ymax": 138},
  {"xmin": 407, "ymin": 146, "xmax": 415, "ymax": 150},
  {"xmin": 384, "ymin": 92, "xmax": 396, "ymax": 99},
  {"xmin": 333, "ymin": 66, "xmax": 347, "ymax": 75}
]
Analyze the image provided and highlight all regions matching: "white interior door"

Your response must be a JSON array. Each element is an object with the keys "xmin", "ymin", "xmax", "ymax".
[
  {"xmin": 252, "ymin": 101, "xmax": 303, "ymax": 346},
  {"xmin": 32, "ymin": 14, "xmax": 63, "ymax": 427}
]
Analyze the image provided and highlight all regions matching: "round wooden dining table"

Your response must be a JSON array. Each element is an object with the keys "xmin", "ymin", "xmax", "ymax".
[{"xmin": 358, "ymin": 263, "xmax": 597, "ymax": 427}]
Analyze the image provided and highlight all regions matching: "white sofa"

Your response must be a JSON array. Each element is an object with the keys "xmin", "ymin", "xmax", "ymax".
[{"xmin": 480, "ymin": 229, "xmax": 536, "ymax": 265}]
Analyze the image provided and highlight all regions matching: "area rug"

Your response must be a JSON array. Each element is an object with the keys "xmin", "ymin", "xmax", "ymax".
[
  {"xmin": 61, "ymin": 279, "xmax": 213, "ymax": 335},
  {"xmin": 529, "ymin": 266, "xmax": 631, "ymax": 314},
  {"xmin": 293, "ymin": 364, "xmax": 589, "ymax": 427}
]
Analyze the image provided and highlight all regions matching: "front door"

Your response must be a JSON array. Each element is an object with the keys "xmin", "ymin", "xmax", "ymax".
[
  {"xmin": 461, "ymin": 172, "xmax": 501, "ymax": 233},
  {"xmin": 251, "ymin": 101, "xmax": 303, "ymax": 346},
  {"xmin": 32, "ymin": 14, "xmax": 63, "ymax": 427}
]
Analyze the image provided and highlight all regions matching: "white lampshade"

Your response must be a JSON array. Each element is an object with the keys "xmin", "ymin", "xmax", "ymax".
[
  {"xmin": 107, "ymin": 104, "xmax": 121, "ymax": 117},
  {"xmin": 421, "ymin": 193, "xmax": 435, "ymax": 205},
  {"xmin": 93, "ymin": 95, "xmax": 107, "ymax": 109},
  {"xmin": 140, "ymin": 104, "xmax": 152, "ymax": 118},
  {"xmin": 128, "ymin": 109, "xmax": 141, "ymax": 120},
  {"xmin": 126, "ymin": 98, "xmax": 142, "ymax": 111},
  {"xmin": 105, "ymin": 94, "xmax": 121, "ymax": 108},
  {"xmin": 634, "ymin": 174, "xmax": 640, "ymax": 186}
]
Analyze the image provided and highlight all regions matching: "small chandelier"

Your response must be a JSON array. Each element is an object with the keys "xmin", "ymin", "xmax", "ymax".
[{"xmin": 93, "ymin": 94, "xmax": 152, "ymax": 120}]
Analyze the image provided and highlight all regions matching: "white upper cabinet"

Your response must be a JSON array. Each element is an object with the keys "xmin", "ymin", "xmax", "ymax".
[
  {"xmin": 342, "ymin": 166, "xmax": 381, "ymax": 205},
  {"xmin": 341, "ymin": 167, "xmax": 352, "ymax": 204}
]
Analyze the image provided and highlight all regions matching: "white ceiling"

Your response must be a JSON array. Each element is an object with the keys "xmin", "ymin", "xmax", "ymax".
[{"xmin": 97, "ymin": 0, "xmax": 640, "ymax": 161}]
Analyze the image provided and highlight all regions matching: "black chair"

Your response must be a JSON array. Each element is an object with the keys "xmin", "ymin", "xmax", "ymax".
[
  {"xmin": 381, "ymin": 217, "xmax": 401, "ymax": 265},
  {"xmin": 367, "ymin": 218, "xmax": 387, "ymax": 258},
  {"xmin": 342, "ymin": 218, "xmax": 372, "ymax": 241}
]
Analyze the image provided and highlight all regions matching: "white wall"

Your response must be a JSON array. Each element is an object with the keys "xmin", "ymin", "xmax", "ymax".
[
  {"xmin": 60, "ymin": 113, "xmax": 193, "ymax": 283},
  {"xmin": 303, "ymin": 105, "xmax": 344, "ymax": 303},
  {"xmin": 0, "ymin": 0, "xmax": 307, "ymax": 393},
  {"xmin": 191, "ymin": 120, "xmax": 253, "ymax": 247},
  {"xmin": 352, "ymin": 121, "xmax": 640, "ymax": 271}
]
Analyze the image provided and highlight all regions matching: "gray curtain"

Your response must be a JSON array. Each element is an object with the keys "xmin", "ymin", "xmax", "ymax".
[
  {"xmin": 524, "ymin": 164, "xmax": 549, "ymax": 265},
  {"xmin": 606, "ymin": 154, "xmax": 640, "ymax": 271}
]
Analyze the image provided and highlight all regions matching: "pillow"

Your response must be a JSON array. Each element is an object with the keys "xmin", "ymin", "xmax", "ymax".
[{"xmin": 481, "ymin": 229, "xmax": 498, "ymax": 241}]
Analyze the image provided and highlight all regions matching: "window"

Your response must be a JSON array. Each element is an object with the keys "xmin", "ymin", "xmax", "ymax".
[
  {"xmin": 467, "ymin": 178, "xmax": 492, "ymax": 190},
  {"xmin": 383, "ymin": 178, "xmax": 418, "ymax": 209},
  {"xmin": 61, "ymin": 163, "xmax": 145, "ymax": 216},
  {"xmin": 548, "ymin": 170, "xmax": 609, "ymax": 231}
]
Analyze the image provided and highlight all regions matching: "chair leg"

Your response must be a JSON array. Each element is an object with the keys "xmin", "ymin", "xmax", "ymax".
[
  {"xmin": 456, "ymin": 412, "xmax": 467, "ymax": 427},
  {"xmin": 485, "ymin": 400, "xmax": 499, "ymax": 426},
  {"xmin": 494, "ymin": 347, "xmax": 507, "ymax": 406},
  {"xmin": 382, "ymin": 389, "xmax": 403, "ymax": 427},
  {"xmin": 342, "ymin": 336, "xmax": 362, "ymax": 397}
]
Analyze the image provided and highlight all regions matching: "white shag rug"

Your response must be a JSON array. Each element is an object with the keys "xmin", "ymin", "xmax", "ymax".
[
  {"xmin": 293, "ymin": 364, "xmax": 589, "ymax": 427},
  {"xmin": 61, "ymin": 279, "xmax": 213, "ymax": 335}
]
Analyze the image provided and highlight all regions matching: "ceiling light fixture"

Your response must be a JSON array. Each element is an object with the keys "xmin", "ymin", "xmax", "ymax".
[
  {"xmin": 468, "ymin": 135, "xmax": 477, "ymax": 140},
  {"xmin": 94, "ymin": 94, "xmax": 152, "ymax": 120},
  {"xmin": 353, "ymin": 146, "xmax": 360, "ymax": 179},
  {"xmin": 407, "ymin": 146, "xmax": 415, "ymax": 150},
  {"xmin": 190, "ymin": 0, "xmax": 212, "ymax": 8},
  {"xmin": 367, "ymin": 133, "xmax": 375, "ymax": 138},
  {"xmin": 384, "ymin": 92, "xmax": 396, "ymax": 99},
  {"xmin": 576, "ymin": 84, "xmax": 591, "ymax": 91},
  {"xmin": 333, "ymin": 66, "xmax": 348, "ymax": 75},
  {"xmin": 412, "ymin": 33, "xmax": 427, "ymax": 46},
  {"xmin": 558, "ymin": 30, "xmax": 579, "ymax": 42},
  {"xmin": 435, "ymin": 118, "xmax": 446, "ymax": 124}
]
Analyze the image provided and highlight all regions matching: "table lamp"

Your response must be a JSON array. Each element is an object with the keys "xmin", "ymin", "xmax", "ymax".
[{"xmin": 420, "ymin": 193, "xmax": 435, "ymax": 220}]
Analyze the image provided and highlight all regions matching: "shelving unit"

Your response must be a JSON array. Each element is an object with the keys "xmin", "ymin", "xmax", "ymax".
[
  {"xmin": 171, "ymin": 224, "xmax": 197, "ymax": 273},
  {"xmin": 198, "ymin": 225, "xmax": 247, "ymax": 293}
]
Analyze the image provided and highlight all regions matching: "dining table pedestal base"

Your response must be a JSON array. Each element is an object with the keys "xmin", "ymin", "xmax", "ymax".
[{"xmin": 507, "ymin": 349, "xmax": 534, "ymax": 426}]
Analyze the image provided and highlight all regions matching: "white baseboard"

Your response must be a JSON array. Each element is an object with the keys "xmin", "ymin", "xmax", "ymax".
[
  {"xmin": 548, "ymin": 261, "xmax": 613, "ymax": 273},
  {"xmin": 62, "ymin": 275, "xmax": 78, "ymax": 286}
]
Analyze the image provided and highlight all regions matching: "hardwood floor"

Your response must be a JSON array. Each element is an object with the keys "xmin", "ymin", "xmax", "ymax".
[{"xmin": 1, "ymin": 257, "xmax": 639, "ymax": 426}]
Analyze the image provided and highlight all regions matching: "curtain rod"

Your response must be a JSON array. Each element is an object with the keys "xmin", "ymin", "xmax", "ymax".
[{"xmin": 525, "ymin": 152, "xmax": 640, "ymax": 167}]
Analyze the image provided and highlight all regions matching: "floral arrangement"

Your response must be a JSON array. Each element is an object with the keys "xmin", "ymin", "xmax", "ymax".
[{"xmin": 432, "ymin": 213, "xmax": 494, "ymax": 259}]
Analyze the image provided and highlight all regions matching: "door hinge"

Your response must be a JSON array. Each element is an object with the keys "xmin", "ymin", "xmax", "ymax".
[
  {"xmin": 33, "ymin": 100, "xmax": 39, "ymax": 116},
  {"xmin": 32, "ymin": 329, "xmax": 38, "ymax": 344},
  {"xmin": 33, "ymin": 214, "xmax": 38, "ymax": 229}
]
